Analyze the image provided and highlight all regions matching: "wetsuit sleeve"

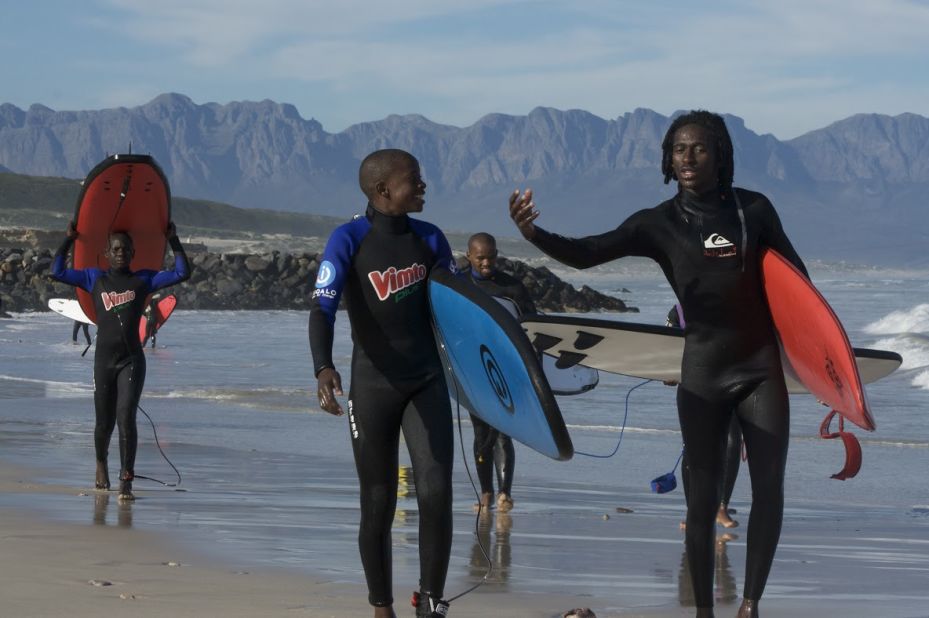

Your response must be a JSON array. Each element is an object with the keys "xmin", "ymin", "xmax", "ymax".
[
  {"xmin": 51, "ymin": 236, "xmax": 98, "ymax": 291},
  {"xmin": 308, "ymin": 224, "xmax": 357, "ymax": 376},
  {"xmin": 758, "ymin": 197, "xmax": 809, "ymax": 278},
  {"xmin": 149, "ymin": 236, "xmax": 192, "ymax": 291},
  {"xmin": 513, "ymin": 280, "xmax": 537, "ymax": 315},
  {"xmin": 530, "ymin": 209, "xmax": 654, "ymax": 269}
]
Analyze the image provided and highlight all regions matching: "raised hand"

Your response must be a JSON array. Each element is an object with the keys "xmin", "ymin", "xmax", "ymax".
[{"xmin": 508, "ymin": 188, "xmax": 539, "ymax": 240}]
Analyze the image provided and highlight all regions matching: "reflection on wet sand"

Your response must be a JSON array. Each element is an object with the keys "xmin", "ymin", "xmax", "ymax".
[
  {"xmin": 92, "ymin": 491, "xmax": 133, "ymax": 528},
  {"xmin": 677, "ymin": 532, "xmax": 739, "ymax": 607},
  {"xmin": 469, "ymin": 510, "xmax": 512, "ymax": 587}
]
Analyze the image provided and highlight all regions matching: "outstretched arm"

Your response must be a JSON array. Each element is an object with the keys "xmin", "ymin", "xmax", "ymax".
[{"xmin": 508, "ymin": 187, "xmax": 649, "ymax": 269}]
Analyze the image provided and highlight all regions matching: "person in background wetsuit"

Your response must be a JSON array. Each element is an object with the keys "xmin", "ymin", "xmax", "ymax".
[
  {"xmin": 72, "ymin": 320, "xmax": 92, "ymax": 346},
  {"xmin": 310, "ymin": 149, "xmax": 457, "ymax": 618},
  {"xmin": 142, "ymin": 293, "xmax": 162, "ymax": 348},
  {"xmin": 509, "ymin": 110, "xmax": 807, "ymax": 618},
  {"xmin": 464, "ymin": 232, "xmax": 535, "ymax": 514},
  {"xmin": 667, "ymin": 305, "xmax": 741, "ymax": 531},
  {"xmin": 53, "ymin": 222, "xmax": 190, "ymax": 500}
]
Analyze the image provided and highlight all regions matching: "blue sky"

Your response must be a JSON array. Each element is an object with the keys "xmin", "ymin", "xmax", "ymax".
[{"xmin": 2, "ymin": 0, "xmax": 928, "ymax": 139}]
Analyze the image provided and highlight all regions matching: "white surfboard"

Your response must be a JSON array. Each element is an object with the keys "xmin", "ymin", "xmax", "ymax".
[
  {"xmin": 492, "ymin": 298, "xmax": 599, "ymax": 396},
  {"xmin": 521, "ymin": 315, "xmax": 902, "ymax": 394},
  {"xmin": 48, "ymin": 298, "xmax": 94, "ymax": 325}
]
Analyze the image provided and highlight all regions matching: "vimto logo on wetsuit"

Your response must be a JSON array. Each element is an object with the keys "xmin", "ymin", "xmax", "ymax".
[
  {"xmin": 368, "ymin": 263, "xmax": 427, "ymax": 301},
  {"xmin": 100, "ymin": 290, "xmax": 135, "ymax": 311}
]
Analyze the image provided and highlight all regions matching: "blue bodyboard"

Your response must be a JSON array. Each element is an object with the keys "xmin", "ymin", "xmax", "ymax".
[{"xmin": 428, "ymin": 268, "xmax": 573, "ymax": 461}]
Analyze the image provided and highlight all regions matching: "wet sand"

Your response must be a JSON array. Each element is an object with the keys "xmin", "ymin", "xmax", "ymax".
[{"xmin": 2, "ymin": 458, "xmax": 928, "ymax": 618}]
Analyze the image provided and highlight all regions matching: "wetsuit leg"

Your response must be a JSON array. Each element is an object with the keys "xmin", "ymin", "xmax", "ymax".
[
  {"xmin": 677, "ymin": 386, "xmax": 733, "ymax": 608},
  {"xmin": 470, "ymin": 413, "xmax": 497, "ymax": 496},
  {"xmin": 114, "ymin": 355, "xmax": 146, "ymax": 480},
  {"xmin": 348, "ymin": 377, "xmax": 404, "ymax": 607},
  {"xmin": 402, "ymin": 376, "xmax": 454, "ymax": 599},
  {"xmin": 92, "ymin": 362, "xmax": 118, "ymax": 465},
  {"xmin": 493, "ymin": 434, "xmax": 515, "ymax": 496},
  {"xmin": 720, "ymin": 415, "xmax": 742, "ymax": 506},
  {"xmin": 734, "ymin": 374, "xmax": 789, "ymax": 601}
]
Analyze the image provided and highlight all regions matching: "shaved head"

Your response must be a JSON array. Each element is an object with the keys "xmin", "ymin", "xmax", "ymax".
[
  {"xmin": 359, "ymin": 149, "xmax": 418, "ymax": 201},
  {"xmin": 467, "ymin": 232, "xmax": 496, "ymax": 252}
]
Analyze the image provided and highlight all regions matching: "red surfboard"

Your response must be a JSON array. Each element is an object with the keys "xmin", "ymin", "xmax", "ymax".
[
  {"xmin": 138, "ymin": 294, "xmax": 178, "ymax": 343},
  {"xmin": 72, "ymin": 154, "xmax": 171, "ymax": 324},
  {"xmin": 761, "ymin": 248, "xmax": 876, "ymax": 432}
]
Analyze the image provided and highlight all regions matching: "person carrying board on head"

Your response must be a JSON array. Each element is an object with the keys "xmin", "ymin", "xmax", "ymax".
[
  {"xmin": 509, "ymin": 110, "xmax": 808, "ymax": 618},
  {"xmin": 52, "ymin": 221, "xmax": 190, "ymax": 500},
  {"xmin": 309, "ymin": 149, "xmax": 458, "ymax": 618}
]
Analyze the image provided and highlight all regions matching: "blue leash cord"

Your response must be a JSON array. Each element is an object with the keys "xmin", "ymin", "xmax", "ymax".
[{"xmin": 575, "ymin": 379, "xmax": 652, "ymax": 458}]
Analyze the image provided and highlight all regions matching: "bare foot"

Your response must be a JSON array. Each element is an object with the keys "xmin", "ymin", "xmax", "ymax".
[
  {"xmin": 373, "ymin": 605, "xmax": 396, "ymax": 618},
  {"xmin": 117, "ymin": 477, "xmax": 134, "ymax": 501},
  {"xmin": 736, "ymin": 599, "xmax": 758, "ymax": 618},
  {"xmin": 496, "ymin": 492, "xmax": 513, "ymax": 512},
  {"xmin": 717, "ymin": 504, "xmax": 739, "ymax": 528},
  {"xmin": 95, "ymin": 461, "xmax": 110, "ymax": 490},
  {"xmin": 473, "ymin": 492, "xmax": 493, "ymax": 512}
]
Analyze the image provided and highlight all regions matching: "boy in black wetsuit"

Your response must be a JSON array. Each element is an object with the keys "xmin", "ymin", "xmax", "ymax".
[
  {"xmin": 464, "ymin": 232, "xmax": 535, "ymax": 513},
  {"xmin": 309, "ymin": 149, "xmax": 457, "ymax": 618},
  {"xmin": 509, "ymin": 111, "xmax": 807, "ymax": 618},
  {"xmin": 53, "ymin": 222, "xmax": 190, "ymax": 500}
]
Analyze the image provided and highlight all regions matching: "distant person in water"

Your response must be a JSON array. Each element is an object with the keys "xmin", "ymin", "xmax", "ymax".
[
  {"xmin": 53, "ymin": 222, "xmax": 190, "ymax": 500},
  {"xmin": 509, "ymin": 110, "xmax": 807, "ymax": 618},
  {"xmin": 464, "ymin": 232, "xmax": 536, "ymax": 513},
  {"xmin": 667, "ymin": 305, "xmax": 740, "ymax": 531},
  {"xmin": 142, "ymin": 293, "xmax": 162, "ymax": 348},
  {"xmin": 72, "ymin": 320, "xmax": 92, "ymax": 346},
  {"xmin": 309, "ymin": 149, "xmax": 457, "ymax": 618}
]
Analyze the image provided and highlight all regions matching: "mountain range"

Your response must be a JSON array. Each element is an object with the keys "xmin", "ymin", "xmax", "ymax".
[{"xmin": 1, "ymin": 93, "xmax": 927, "ymax": 265}]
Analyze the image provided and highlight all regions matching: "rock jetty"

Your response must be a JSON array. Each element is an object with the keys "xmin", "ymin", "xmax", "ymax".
[{"xmin": 0, "ymin": 247, "xmax": 637, "ymax": 314}]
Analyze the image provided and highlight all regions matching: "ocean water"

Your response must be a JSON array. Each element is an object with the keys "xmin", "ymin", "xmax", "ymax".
[{"xmin": 1, "ymin": 262, "xmax": 928, "ymax": 612}]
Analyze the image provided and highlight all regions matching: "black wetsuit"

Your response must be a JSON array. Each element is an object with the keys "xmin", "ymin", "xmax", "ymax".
[
  {"xmin": 53, "ymin": 237, "xmax": 190, "ymax": 483},
  {"xmin": 530, "ymin": 187, "xmax": 806, "ymax": 607},
  {"xmin": 467, "ymin": 268, "xmax": 536, "ymax": 499},
  {"xmin": 667, "ymin": 306, "xmax": 742, "ymax": 512},
  {"xmin": 309, "ymin": 204, "xmax": 456, "ymax": 607}
]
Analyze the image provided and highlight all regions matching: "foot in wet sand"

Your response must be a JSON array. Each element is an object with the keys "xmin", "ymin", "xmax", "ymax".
[
  {"xmin": 737, "ymin": 599, "xmax": 758, "ymax": 618},
  {"xmin": 117, "ymin": 476, "xmax": 134, "ymax": 501},
  {"xmin": 496, "ymin": 492, "xmax": 513, "ymax": 512},
  {"xmin": 373, "ymin": 605, "xmax": 396, "ymax": 618},
  {"xmin": 473, "ymin": 491, "xmax": 494, "ymax": 512},
  {"xmin": 95, "ymin": 461, "xmax": 110, "ymax": 490},
  {"xmin": 717, "ymin": 504, "xmax": 739, "ymax": 528},
  {"xmin": 562, "ymin": 609, "xmax": 596, "ymax": 618}
]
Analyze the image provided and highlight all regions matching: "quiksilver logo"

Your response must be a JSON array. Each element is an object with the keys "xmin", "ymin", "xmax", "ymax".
[
  {"xmin": 368, "ymin": 263, "xmax": 427, "ymax": 301},
  {"xmin": 703, "ymin": 233, "xmax": 733, "ymax": 249},
  {"xmin": 100, "ymin": 290, "xmax": 135, "ymax": 311}
]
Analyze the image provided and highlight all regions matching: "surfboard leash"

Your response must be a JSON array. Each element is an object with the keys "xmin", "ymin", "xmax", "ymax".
[
  {"xmin": 134, "ymin": 402, "xmax": 183, "ymax": 488},
  {"xmin": 574, "ymin": 378, "xmax": 652, "ymax": 459},
  {"xmin": 447, "ymin": 374, "xmax": 494, "ymax": 605}
]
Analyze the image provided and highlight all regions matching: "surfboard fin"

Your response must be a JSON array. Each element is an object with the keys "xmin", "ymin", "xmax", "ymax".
[
  {"xmin": 573, "ymin": 330, "xmax": 605, "ymax": 350},
  {"xmin": 555, "ymin": 351, "xmax": 587, "ymax": 369},
  {"xmin": 530, "ymin": 333, "xmax": 562, "ymax": 352},
  {"xmin": 819, "ymin": 410, "xmax": 862, "ymax": 480}
]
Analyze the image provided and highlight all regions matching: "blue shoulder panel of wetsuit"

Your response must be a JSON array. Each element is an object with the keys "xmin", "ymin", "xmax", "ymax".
[
  {"xmin": 52, "ymin": 258, "xmax": 103, "ymax": 293},
  {"xmin": 408, "ymin": 218, "xmax": 457, "ymax": 274},
  {"xmin": 312, "ymin": 216, "xmax": 372, "ymax": 325},
  {"xmin": 147, "ymin": 253, "xmax": 191, "ymax": 292}
]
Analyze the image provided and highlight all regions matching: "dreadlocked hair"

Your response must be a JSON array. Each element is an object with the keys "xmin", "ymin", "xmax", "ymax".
[{"xmin": 660, "ymin": 110, "xmax": 734, "ymax": 190}]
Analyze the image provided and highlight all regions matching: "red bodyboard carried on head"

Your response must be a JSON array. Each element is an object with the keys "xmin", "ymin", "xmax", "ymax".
[
  {"xmin": 761, "ymin": 248, "xmax": 875, "ymax": 478},
  {"xmin": 72, "ymin": 154, "xmax": 171, "ymax": 324}
]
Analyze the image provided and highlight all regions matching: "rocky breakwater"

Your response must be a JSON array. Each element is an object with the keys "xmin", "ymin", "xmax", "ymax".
[{"xmin": 0, "ymin": 246, "xmax": 638, "ymax": 314}]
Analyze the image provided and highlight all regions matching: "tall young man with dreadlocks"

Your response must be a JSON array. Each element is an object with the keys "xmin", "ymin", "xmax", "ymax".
[{"xmin": 508, "ymin": 110, "xmax": 807, "ymax": 618}]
